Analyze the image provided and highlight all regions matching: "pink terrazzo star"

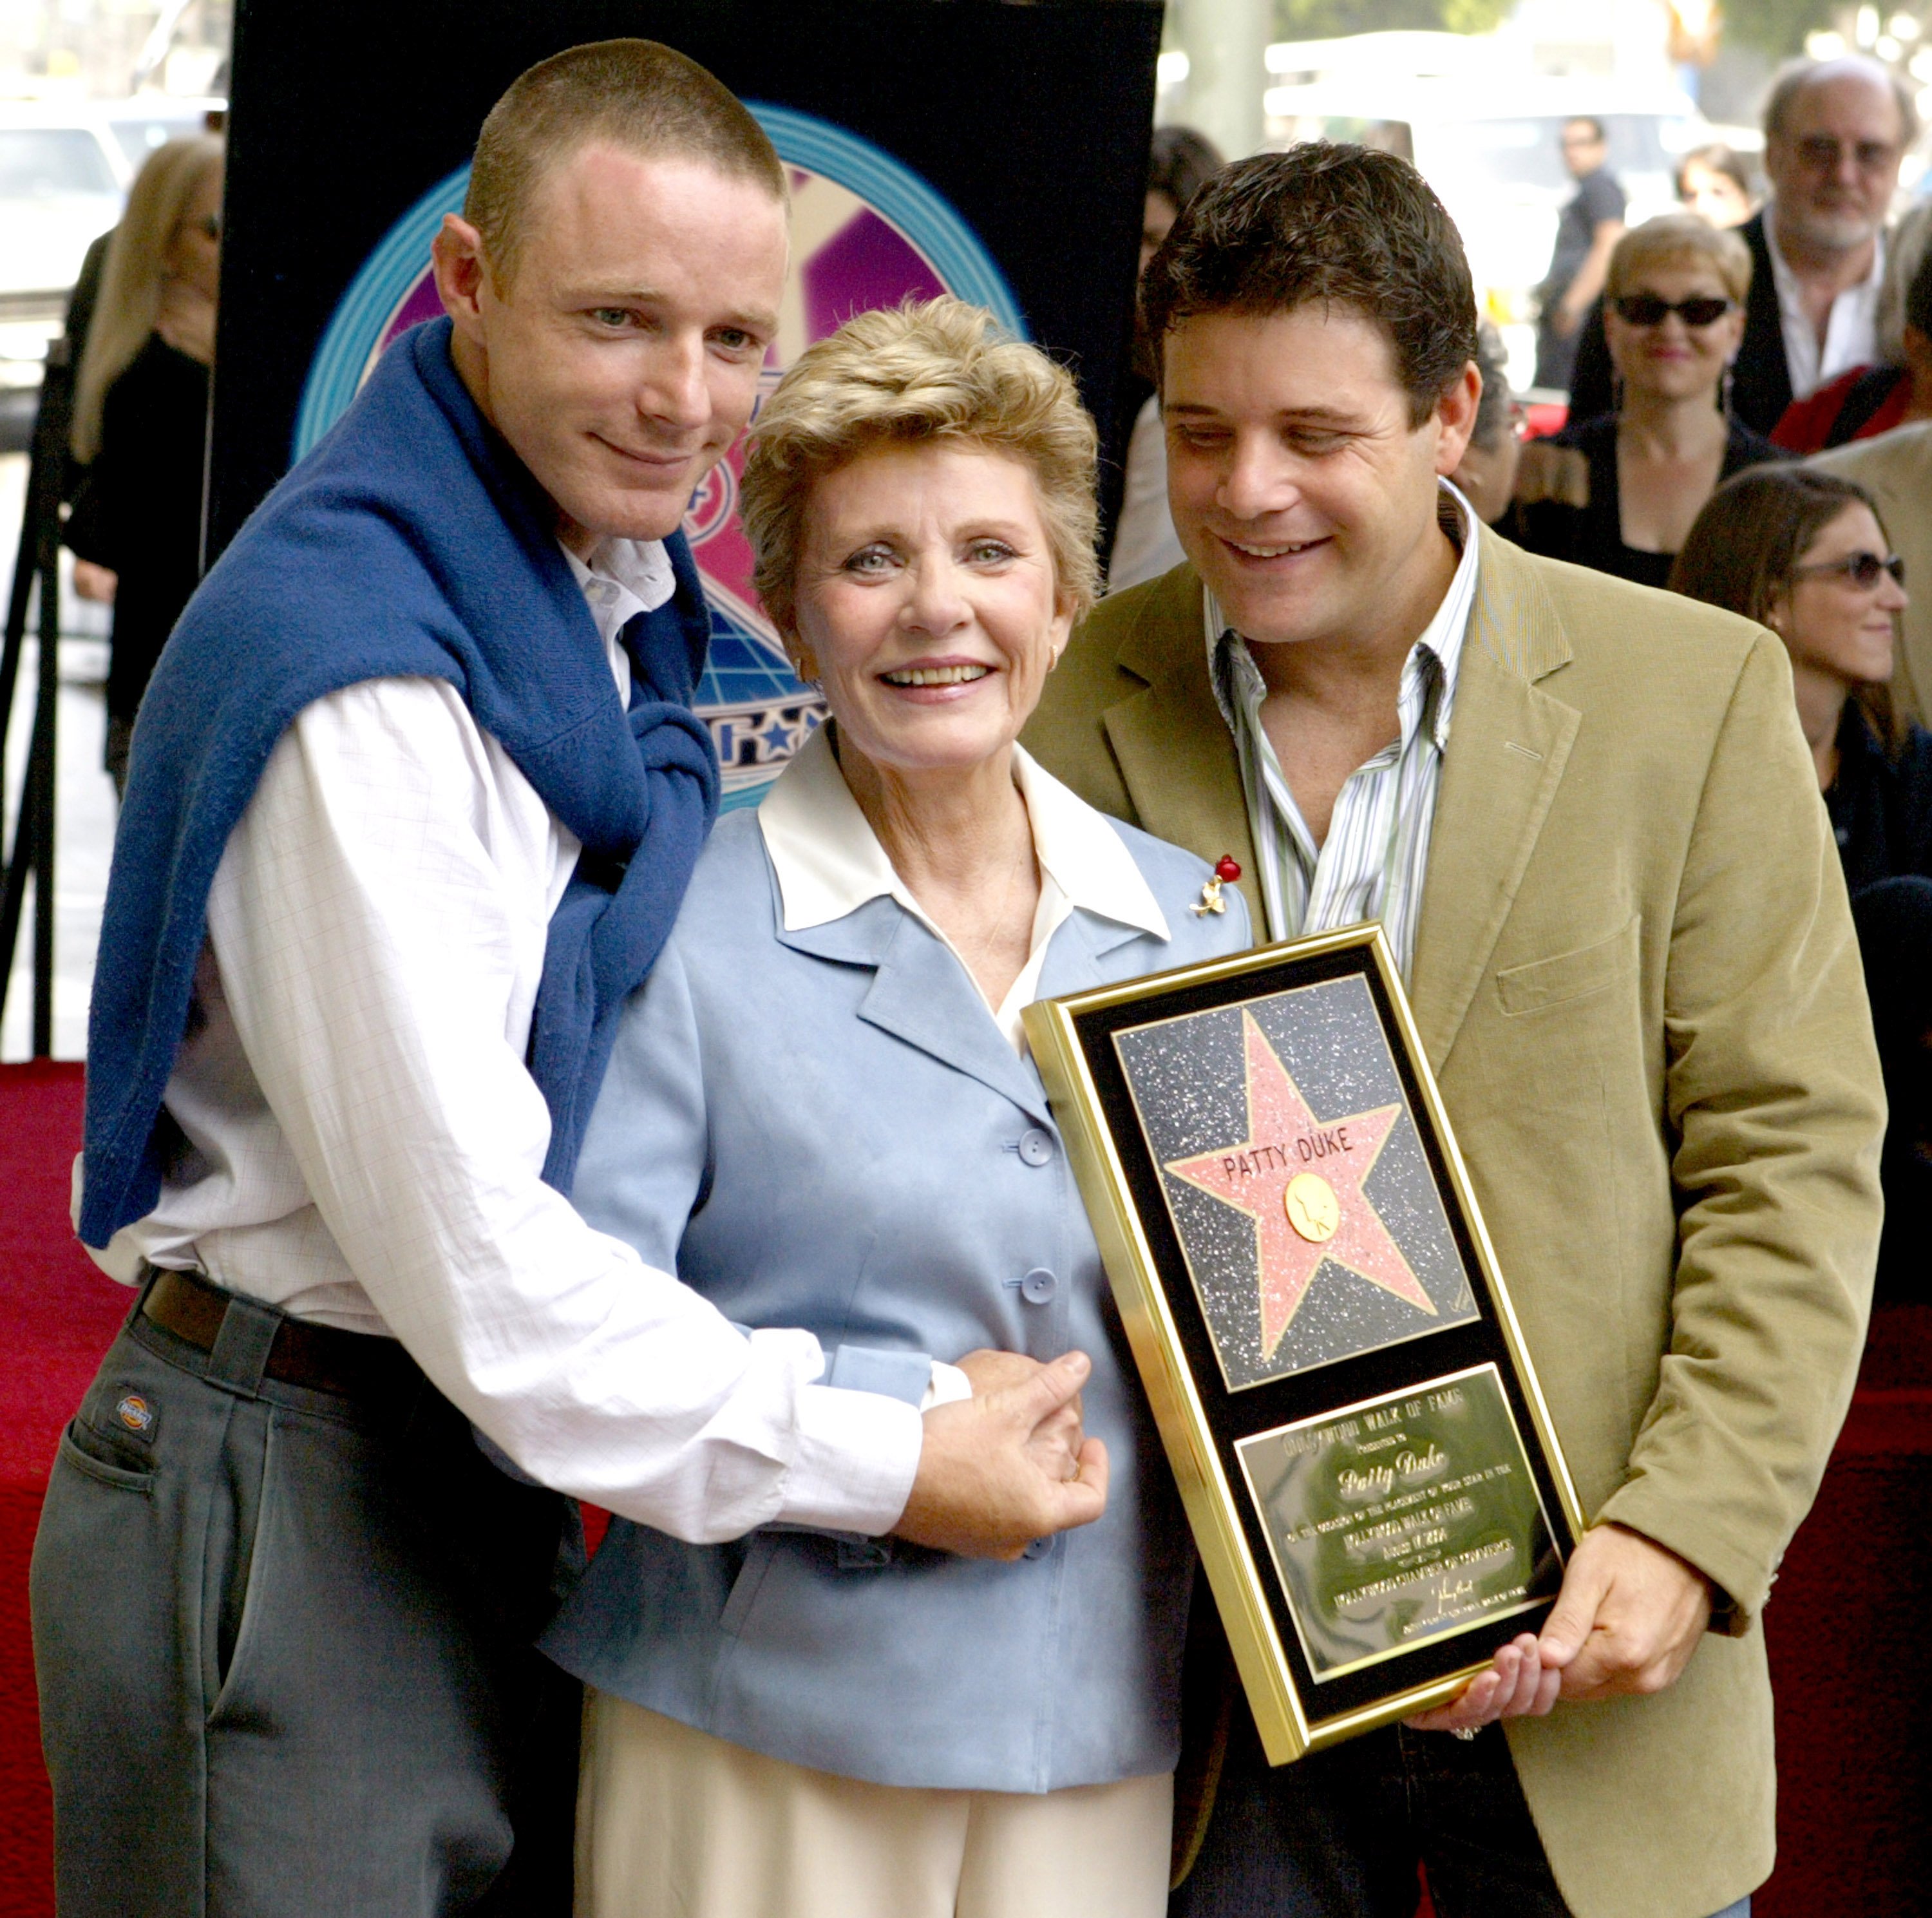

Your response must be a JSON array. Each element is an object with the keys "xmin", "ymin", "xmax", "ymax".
[{"xmin": 1164, "ymin": 1011, "xmax": 1436, "ymax": 1357}]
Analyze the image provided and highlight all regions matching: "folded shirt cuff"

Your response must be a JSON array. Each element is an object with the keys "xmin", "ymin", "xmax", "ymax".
[
  {"xmin": 775, "ymin": 1380, "xmax": 924, "ymax": 1537},
  {"xmin": 825, "ymin": 1342, "xmax": 938, "ymax": 1407},
  {"xmin": 922, "ymin": 1360, "xmax": 973, "ymax": 1412}
]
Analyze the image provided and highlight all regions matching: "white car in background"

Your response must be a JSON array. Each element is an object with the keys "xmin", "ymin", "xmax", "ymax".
[
  {"xmin": 0, "ymin": 96, "xmax": 222, "ymax": 450},
  {"xmin": 99, "ymin": 95, "xmax": 224, "ymax": 171},
  {"xmin": 1264, "ymin": 42, "xmax": 1708, "ymax": 391}
]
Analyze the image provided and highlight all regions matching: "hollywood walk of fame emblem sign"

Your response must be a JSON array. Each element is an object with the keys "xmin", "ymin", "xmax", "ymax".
[
  {"xmin": 1162, "ymin": 1012, "xmax": 1435, "ymax": 1363},
  {"xmin": 1024, "ymin": 924, "xmax": 1583, "ymax": 1765},
  {"xmin": 1108, "ymin": 978, "xmax": 1480, "ymax": 1396}
]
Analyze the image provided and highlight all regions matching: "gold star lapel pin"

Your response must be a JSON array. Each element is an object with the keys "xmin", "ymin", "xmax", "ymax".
[{"xmin": 1191, "ymin": 855, "xmax": 1243, "ymax": 916}]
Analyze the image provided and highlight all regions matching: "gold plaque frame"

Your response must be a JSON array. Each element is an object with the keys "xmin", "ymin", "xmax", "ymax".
[{"xmin": 1023, "ymin": 924, "xmax": 1584, "ymax": 1763}]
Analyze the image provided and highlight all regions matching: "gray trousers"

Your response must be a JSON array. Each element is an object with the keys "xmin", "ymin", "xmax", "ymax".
[{"xmin": 30, "ymin": 1285, "xmax": 579, "ymax": 1917}]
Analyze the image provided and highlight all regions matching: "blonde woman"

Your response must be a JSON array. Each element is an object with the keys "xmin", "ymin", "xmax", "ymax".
[
  {"xmin": 544, "ymin": 298, "xmax": 1250, "ymax": 1918},
  {"xmin": 65, "ymin": 133, "xmax": 223, "ymax": 790},
  {"xmin": 1513, "ymin": 213, "xmax": 1780, "ymax": 589}
]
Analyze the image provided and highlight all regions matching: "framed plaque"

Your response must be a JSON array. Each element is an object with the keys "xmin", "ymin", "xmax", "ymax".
[{"xmin": 1023, "ymin": 924, "xmax": 1584, "ymax": 1763}]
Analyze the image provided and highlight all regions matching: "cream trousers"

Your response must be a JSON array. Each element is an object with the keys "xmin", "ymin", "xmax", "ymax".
[{"xmin": 577, "ymin": 1691, "xmax": 1174, "ymax": 1918}]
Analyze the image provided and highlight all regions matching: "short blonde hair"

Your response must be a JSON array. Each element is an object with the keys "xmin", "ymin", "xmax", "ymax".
[
  {"xmin": 466, "ymin": 40, "xmax": 784, "ymax": 290},
  {"xmin": 740, "ymin": 298, "xmax": 1101, "ymax": 641},
  {"xmin": 1605, "ymin": 213, "xmax": 1753, "ymax": 306}
]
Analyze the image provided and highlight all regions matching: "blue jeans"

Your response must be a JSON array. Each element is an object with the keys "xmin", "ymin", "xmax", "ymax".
[{"xmin": 1171, "ymin": 1702, "xmax": 1752, "ymax": 1918}]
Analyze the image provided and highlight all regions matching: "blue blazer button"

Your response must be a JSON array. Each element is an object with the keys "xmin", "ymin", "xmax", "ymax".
[
  {"xmin": 1020, "ymin": 1268, "xmax": 1058, "ymax": 1304},
  {"xmin": 1018, "ymin": 1128, "xmax": 1055, "ymax": 1166}
]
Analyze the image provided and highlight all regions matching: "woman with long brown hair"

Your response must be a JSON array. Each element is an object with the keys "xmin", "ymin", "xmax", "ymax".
[
  {"xmin": 1672, "ymin": 463, "xmax": 1932, "ymax": 889},
  {"xmin": 64, "ymin": 133, "xmax": 223, "ymax": 792}
]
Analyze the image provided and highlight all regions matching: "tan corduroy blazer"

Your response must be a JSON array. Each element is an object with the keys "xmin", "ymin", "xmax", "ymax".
[
  {"xmin": 1810, "ymin": 421, "xmax": 1932, "ymax": 726},
  {"xmin": 1022, "ymin": 530, "xmax": 1884, "ymax": 1918}
]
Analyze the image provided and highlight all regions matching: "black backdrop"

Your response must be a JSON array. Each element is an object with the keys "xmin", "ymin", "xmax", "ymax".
[{"xmin": 209, "ymin": 0, "xmax": 1163, "ymax": 556}]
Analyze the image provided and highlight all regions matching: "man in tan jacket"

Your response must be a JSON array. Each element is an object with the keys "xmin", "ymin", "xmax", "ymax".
[{"xmin": 1025, "ymin": 144, "xmax": 1882, "ymax": 1918}]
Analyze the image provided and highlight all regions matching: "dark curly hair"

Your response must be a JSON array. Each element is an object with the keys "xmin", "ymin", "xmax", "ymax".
[{"xmin": 1139, "ymin": 142, "xmax": 1478, "ymax": 426}]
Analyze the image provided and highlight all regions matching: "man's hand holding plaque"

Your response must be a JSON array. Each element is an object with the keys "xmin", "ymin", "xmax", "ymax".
[{"xmin": 1406, "ymin": 1515, "xmax": 1718, "ymax": 1731}]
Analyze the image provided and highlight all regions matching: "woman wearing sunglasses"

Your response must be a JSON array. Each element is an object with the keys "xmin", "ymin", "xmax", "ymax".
[
  {"xmin": 1513, "ymin": 214, "xmax": 1781, "ymax": 588},
  {"xmin": 1673, "ymin": 465, "xmax": 1932, "ymax": 891}
]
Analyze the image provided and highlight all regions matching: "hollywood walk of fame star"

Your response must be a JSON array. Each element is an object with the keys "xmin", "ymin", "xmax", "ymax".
[{"xmin": 1164, "ymin": 1011, "xmax": 1436, "ymax": 1358}]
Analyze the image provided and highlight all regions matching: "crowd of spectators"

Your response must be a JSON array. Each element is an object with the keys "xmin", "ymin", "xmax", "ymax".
[
  {"xmin": 1098, "ymin": 53, "xmax": 1932, "ymax": 1311},
  {"xmin": 1457, "ymin": 56, "xmax": 1931, "ymax": 1303},
  {"xmin": 57, "ymin": 57, "xmax": 1932, "ymax": 1318}
]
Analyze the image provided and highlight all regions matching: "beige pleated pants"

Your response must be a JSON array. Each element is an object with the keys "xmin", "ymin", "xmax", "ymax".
[{"xmin": 576, "ymin": 1690, "xmax": 1174, "ymax": 1918}]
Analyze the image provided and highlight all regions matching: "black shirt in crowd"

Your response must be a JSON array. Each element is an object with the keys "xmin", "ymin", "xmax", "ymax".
[
  {"xmin": 65, "ymin": 332, "xmax": 211, "ymax": 726},
  {"xmin": 1544, "ymin": 168, "xmax": 1626, "ymax": 311},
  {"xmin": 1535, "ymin": 167, "xmax": 1625, "ymax": 390},
  {"xmin": 1850, "ymin": 873, "xmax": 1932, "ymax": 1308},
  {"xmin": 1828, "ymin": 701, "xmax": 1932, "ymax": 894},
  {"xmin": 1511, "ymin": 412, "xmax": 1782, "ymax": 590}
]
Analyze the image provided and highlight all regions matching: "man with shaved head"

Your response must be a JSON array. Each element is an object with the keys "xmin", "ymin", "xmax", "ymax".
[{"xmin": 33, "ymin": 41, "xmax": 1103, "ymax": 1916}]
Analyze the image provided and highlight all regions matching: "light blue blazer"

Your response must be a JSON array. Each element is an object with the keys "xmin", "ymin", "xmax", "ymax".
[{"xmin": 542, "ymin": 806, "xmax": 1249, "ymax": 1793}]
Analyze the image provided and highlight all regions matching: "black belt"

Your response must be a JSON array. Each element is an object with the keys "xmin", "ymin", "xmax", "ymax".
[{"xmin": 140, "ymin": 1267, "xmax": 417, "ymax": 1399}]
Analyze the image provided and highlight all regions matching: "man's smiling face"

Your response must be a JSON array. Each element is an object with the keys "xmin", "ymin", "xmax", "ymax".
[
  {"xmin": 1162, "ymin": 303, "xmax": 1471, "ymax": 652},
  {"xmin": 435, "ymin": 142, "xmax": 788, "ymax": 552}
]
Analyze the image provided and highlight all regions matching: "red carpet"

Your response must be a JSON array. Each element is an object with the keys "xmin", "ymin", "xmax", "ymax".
[
  {"xmin": 0, "ymin": 1064, "xmax": 136, "ymax": 1918},
  {"xmin": 1756, "ymin": 1307, "xmax": 1932, "ymax": 1917},
  {"xmin": 0, "ymin": 1061, "xmax": 1926, "ymax": 1915}
]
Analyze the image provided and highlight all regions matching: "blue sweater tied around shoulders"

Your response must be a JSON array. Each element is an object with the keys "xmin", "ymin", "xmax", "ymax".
[{"xmin": 79, "ymin": 316, "xmax": 719, "ymax": 1249}]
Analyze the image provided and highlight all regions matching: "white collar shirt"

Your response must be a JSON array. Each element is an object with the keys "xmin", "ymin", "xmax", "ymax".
[
  {"xmin": 80, "ymin": 533, "xmax": 925, "ymax": 1541},
  {"xmin": 759, "ymin": 725, "xmax": 1170, "ymax": 1054},
  {"xmin": 1764, "ymin": 201, "xmax": 1886, "ymax": 403},
  {"xmin": 1204, "ymin": 482, "xmax": 1479, "ymax": 977},
  {"xmin": 559, "ymin": 533, "xmax": 681, "ymax": 697}
]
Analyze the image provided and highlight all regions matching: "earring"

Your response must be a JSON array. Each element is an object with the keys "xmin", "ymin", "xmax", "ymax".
[{"xmin": 1720, "ymin": 363, "xmax": 1735, "ymax": 419}]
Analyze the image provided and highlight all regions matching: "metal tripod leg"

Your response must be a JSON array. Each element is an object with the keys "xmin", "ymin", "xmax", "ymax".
[
  {"xmin": 0, "ymin": 338, "xmax": 68, "ymax": 1056},
  {"xmin": 0, "ymin": 672, "xmax": 47, "ymax": 1038}
]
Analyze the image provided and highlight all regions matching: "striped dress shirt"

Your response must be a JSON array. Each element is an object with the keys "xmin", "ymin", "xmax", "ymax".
[{"xmin": 1206, "ymin": 484, "xmax": 1479, "ymax": 976}]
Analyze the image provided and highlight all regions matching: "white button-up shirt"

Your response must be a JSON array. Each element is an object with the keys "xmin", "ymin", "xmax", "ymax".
[
  {"xmin": 758, "ymin": 725, "xmax": 1171, "ymax": 1053},
  {"xmin": 1207, "ymin": 484, "xmax": 1479, "ymax": 977},
  {"xmin": 1765, "ymin": 201, "xmax": 1886, "ymax": 403},
  {"xmin": 80, "ymin": 535, "xmax": 923, "ymax": 1543}
]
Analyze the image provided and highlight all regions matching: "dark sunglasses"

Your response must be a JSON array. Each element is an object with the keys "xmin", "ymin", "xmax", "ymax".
[
  {"xmin": 1612, "ymin": 294, "xmax": 1734, "ymax": 328},
  {"xmin": 1792, "ymin": 550, "xmax": 1906, "ymax": 590}
]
